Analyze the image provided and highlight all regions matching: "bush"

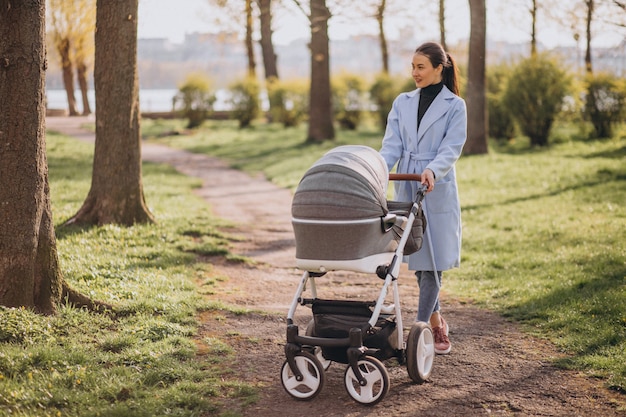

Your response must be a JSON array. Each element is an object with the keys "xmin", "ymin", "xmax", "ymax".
[
  {"xmin": 583, "ymin": 72, "xmax": 626, "ymax": 139},
  {"xmin": 502, "ymin": 54, "xmax": 571, "ymax": 146},
  {"xmin": 173, "ymin": 73, "xmax": 216, "ymax": 129},
  {"xmin": 369, "ymin": 73, "xmax": 399, "ymax": 131},
  {"xmin": 332, "ymin": 73, "xmax": 366, "ymax": 130},
  {"xmin": 266, "ymin": 77, "xmax": 309, "ymax": 127},
  {"xmin": 487, "ymin": 65, "xmax": 516, "ymax": 141},
  {"xmin": 229, "ymin": 76, "xmax": 260, "ymax": 128}
]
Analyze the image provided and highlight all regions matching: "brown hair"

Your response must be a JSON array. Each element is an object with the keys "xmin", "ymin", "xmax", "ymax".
[{"xmin": 414, "ymin": 42, "xmax": 460, "ymax": 95}]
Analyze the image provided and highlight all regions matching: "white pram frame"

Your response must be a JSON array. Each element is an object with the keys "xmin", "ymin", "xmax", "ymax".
[{"xmin": 281, "ymin": 173, "xmax": 436, "ymax": 406}]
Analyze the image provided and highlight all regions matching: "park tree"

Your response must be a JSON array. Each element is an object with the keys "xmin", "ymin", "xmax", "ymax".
[
  {"xmin": 48, "ymin": 0, "xmax": 79, "ymax": 115},
  {"xmin": 464, "ymin": 0, "xmax": 488, "ymax": 154},
  {"xmin": 72, "ymin": 0, "xmax": 96, "ymax": 115},
  {"xmin": 292, "ymin": 0, "xmax": 335, "ymax": 142},
  {"xmin": 439, "ymin": 0, "xmax": 447, "ymax": 50},
  {"xmin": 257, "ymin": 0, "xmax": 279, "ymax": 79},
  {"xmin": 65, "ymin": 0, "xmax": 154, "ymax": 226},
  {"xmin": 0, "ymin": 0, "xmax": 105, "ymax": 313},
  {"xmin": 48, "ymin": 0, "xmax": 95, "ymax": 116}
]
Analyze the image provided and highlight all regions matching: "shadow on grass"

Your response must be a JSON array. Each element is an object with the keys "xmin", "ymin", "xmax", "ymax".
[
  {"xmin": 502, "ymin": 251, "xmax": 626, "ymax": 391},
  {"xmin": 463, "ymin": 165, "xmax": 626, "ymax": 212}
]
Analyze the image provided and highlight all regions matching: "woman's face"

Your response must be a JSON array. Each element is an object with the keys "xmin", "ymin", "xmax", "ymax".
[{"xmin": 411, "ymin": 53, "xmax": 443, "ymax": 88}]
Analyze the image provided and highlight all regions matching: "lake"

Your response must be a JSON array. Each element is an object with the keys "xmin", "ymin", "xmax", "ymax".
[{"xmin": 46, "ymin": 88, "xmax": 234, "ymax": 113}]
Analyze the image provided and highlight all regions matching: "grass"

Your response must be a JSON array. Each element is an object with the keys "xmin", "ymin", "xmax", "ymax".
[
  {"xmin": 0, "ymin": 133, "xmax": 257, "ymax": 416},
  {"xmin": 1, "ymin": 118, "xmax": 624, "ymax": 416},
  {"xmin": 146, "ymin": 117, "xmax": 626, "ymax": 393}
]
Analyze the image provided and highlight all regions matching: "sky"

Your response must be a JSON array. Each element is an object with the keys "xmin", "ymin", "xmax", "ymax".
[{"xmin": 137, "ymin": 0, "xmax": 625, "ymax": 49}]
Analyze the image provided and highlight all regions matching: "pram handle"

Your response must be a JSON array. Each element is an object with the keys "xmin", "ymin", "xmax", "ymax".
[{"xmin": 389, "ymin": 173, "xmax": 421, "ymax": 181}]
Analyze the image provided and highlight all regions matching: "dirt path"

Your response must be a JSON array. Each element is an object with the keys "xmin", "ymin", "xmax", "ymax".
[{"xmin": 47, "ymin": 117, "xmax": 626, "ymax": 417}]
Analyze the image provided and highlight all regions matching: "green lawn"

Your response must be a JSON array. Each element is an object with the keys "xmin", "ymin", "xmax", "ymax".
[
  {"xmin": 0, "ymin": 132, "xmax": 257, "ymax": 416},
  {"xmin": 148, "ymin": 118, "xmax": 626, "ymax": 393}
]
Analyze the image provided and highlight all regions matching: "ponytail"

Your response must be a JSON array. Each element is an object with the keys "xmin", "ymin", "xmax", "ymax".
[{"xmin": 414, "ymin": 42, "xmax": 460, "ymax": 96}]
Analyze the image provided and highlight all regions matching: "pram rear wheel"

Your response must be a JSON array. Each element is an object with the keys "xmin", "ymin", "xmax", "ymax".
[
  {"xmin": 280, "ymin": 351, "xmax": 326, "ymax": 400},
  {"xmin": 406, "ymin": 321, "xmax": 434, "ymax": 383},
  {"xmin": 344, "ymin": 356, "xmax": 389, "ymax": 405}
]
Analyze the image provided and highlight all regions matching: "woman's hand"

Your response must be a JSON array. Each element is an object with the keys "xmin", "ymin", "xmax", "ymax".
[{"xmin": 421, "ymin": 168, "xmax": 435, "ymax": 193}]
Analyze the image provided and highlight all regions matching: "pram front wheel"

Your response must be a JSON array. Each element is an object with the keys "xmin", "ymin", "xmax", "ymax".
[
  {"xmin": 280, "ymin": 351, "xmax": 326, "ymax": 400},
  {"xmin": 344, "ymin": 356, "xmax": 389, "ymax": 405},
  {"xmin": 406, "ymin": 321, "xmax": 435, "ymax": 383},
  {"xmin": 305, "ymin": 319, "xmax": 332, "ymax": 370}
]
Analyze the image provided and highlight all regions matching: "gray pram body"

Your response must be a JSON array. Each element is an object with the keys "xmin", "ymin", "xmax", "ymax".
[{"xmin": 281, "ymin": 145, "xmax": 435, "ymax": 405}]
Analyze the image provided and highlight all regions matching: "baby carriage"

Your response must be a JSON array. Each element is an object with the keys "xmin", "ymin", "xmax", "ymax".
[{"xmin": 281, "ymin": 145, "xmax": 435, "ymax": 405}]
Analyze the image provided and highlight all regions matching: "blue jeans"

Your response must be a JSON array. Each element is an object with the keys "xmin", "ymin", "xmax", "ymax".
[{"xmin": 415, "ymin": 270, "xmax": 442, "ymax": 323}]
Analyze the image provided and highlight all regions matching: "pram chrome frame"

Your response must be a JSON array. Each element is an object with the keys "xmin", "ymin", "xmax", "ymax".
[{"xmin": 282, "ymin": 175, "xmax": 434, "ymax": 405}]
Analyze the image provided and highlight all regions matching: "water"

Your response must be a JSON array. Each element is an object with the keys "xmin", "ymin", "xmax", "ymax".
[{"xmin": 46, "ymin": 88, "xmax": 178, "ymax": 113}]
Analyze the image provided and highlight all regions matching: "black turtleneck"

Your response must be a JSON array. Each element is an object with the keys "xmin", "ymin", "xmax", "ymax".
[{"xmin": 417, "ymin": 82, "xmax": 444, "ymax": 129}]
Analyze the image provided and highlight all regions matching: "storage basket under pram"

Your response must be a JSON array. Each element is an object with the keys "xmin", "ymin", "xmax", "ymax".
[{"xmin": 281, "ymin": 145, "xmax": 436, "ymax": 405}]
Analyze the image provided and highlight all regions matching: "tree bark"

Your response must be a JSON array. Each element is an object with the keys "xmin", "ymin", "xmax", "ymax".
[
  {"xmin": 376, "ymin": 0, "xmax": 389, "ymax": 73},
  {"xmin": 585, "ymin": 0, "xmax": 593, "ymax": 73},
  {"xmin": 59, "ymin": 37, "xmax": 79, "ymax": 116},
  {"xmin": 530, "ymin": 0, "xmax": 537, "ymax": 55},
  {"xmin": 0, "ymin": 0, "xmax": 61, "ymax": 314},
  {"xmin": 65, "ymin": 0, "xmax": 154, "ymax": 226},
  {"xmin": 256, "ymin": 0, "xmax": 278, "ymax": 80},
  {"xmin": 245, "ymin": 0, "xmax": 257, "ymax": 77},
  {"xmin": 307, "ymin": 0, "xmax": 335, "ymax": 142},
  {"xmin": 76, "ymin": 58, "xmax": 92, "ymax": 115},
  {"xmin": 439, "ymin": 0, "xmax": 447, "ymax": 50},
  {"xmin": 465, "ymin": 0, "xmax": 488, "ymax": 154}
]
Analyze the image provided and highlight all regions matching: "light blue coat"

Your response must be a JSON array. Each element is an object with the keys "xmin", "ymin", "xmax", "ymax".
[{"xmin": 380, "ymin": 85, "xmax": 467, "ymax": 271}]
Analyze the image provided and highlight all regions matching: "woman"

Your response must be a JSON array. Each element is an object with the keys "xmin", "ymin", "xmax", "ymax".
[{"xmin": 379, "ymin": 42, "xmax": 467, "ymax": 354}]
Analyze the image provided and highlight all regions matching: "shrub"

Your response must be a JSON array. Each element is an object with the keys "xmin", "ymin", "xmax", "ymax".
[
  {"xmin": 173, "ymin": 73, "xmax": 216, "ymax": 129},
  {"xmin": 229, "ymin": 76, "xmax": 260, "ymax": 128},
  {"xmin": 502, "ymin": 54, "xmax": 571, "ymax": 146},
  {"xmin": 369, "ymin": 73, "xmax": 399, "ymax": 131},
  {"xmin": 332, "ymin": 73, "xmax": 366, "ymax": 130},
  {"xmin": 487, "ymin": 65, "xmax": 516, "ymax": 141},
  {"xmin": 266, "ymin": 77, "xmax": 309, "ymax": 127},
  {"xmin": 583, "ymin": 72, "xmax": 626, "ymax": 139}
]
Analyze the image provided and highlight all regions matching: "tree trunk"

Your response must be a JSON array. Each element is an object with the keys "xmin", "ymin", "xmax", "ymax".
[
  {"xmin": 307, "ymin": 0, "xmax": 335, "ymax": 142},
  {"xmin": 256, "ymin": 0, "xmax": 278, "ymax": 80},
  {"xmin": 439, "ymin": 0, "xmax": 447, "ymax": 50},
  {"xmin": 0, "ymin": 0, "xmax": 62, "ymax": 314},
  {"xmin": 465, "ymin": 0, "xmax": 488, "ymax": 155},
  {"xmin": 530, "ymin": 0, "xmax": 537, "ymax": 55},
  {"xmin": 376, "ymin": 0, "xmax": 389, "ymax": 73},
  {"xmin": 585, "ymin": 0, "xmax": 593, "ymax": 73},
  {"xmin": 76, "ymin": 58, "xmax": 92, "ymax": 115},
  {"xmin": 59, "ymin": 37, "xmax": 79, "ymax": 116},
  {"xmin": 245, "ymin": 0, "xmax": 257, "ymax": 77},
  {"xmin": 65, "ymin": 0, "xmax": 154, "ymax": 226}
]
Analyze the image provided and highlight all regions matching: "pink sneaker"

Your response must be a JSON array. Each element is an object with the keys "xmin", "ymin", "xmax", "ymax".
[{"xmin": 433, "ymin": 317, "xmax": 451, "ymax": 354}]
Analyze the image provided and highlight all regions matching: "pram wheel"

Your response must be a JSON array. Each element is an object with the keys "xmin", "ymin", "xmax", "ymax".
[
  {"xmin": 406, "ymin": 321, "xmax": 434, "ymax": 383},
  {"xmin": 305, "ymin": 319, "xmax": 332, "ymax": 370},
  {"xmin": 344, "ymin": 356, "xmax": 389, "ymax": 405},
  {"xmin": 280, "ymin": 351, "xmax": 325, "ymax": 400}
]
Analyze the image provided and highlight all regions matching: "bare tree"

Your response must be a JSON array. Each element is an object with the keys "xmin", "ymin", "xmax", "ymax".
[
  {"xmin": 530, "ymin": 0, "xmax": 538, "ymax": 55},
  {"xmin": 307, "ymin": 0, "xmax": 335, "ymax": 141},
  {"xmin": 465, "ymin": 0, "xmax": 488, "ymax": 154},
  {"xmin": 65, "ymin": 0, "xmax": 154, "ymax": 226},
  {"xmin": 257, "ymin": 0, "xmax": 279, "ymax": 79},
  {"xmin": 0, "ymin": 0, "xmax": 107, "ymax": 313},
  {"xmin": 439, "ymin": 0, "xmax": 447, "ymax": 50},
  {"xmin": 48, "ymin": 0, "xmax": 79, "ymax": 116},
  {"xmin": 376, "ymin": 0, "xmax": 390, "ymax": 73},
  {"xmin": 73, "ymin": 0, "xmax": 96, "ymax": 115},
  {"xmin": 245, "ymin": 0, "xmax": 257, "ymax": 77}
]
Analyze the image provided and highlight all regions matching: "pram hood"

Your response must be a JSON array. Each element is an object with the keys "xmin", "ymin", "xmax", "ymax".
[{"xmin": 291, "ymin": 145, "xmax": 389, "ymax": 220}]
